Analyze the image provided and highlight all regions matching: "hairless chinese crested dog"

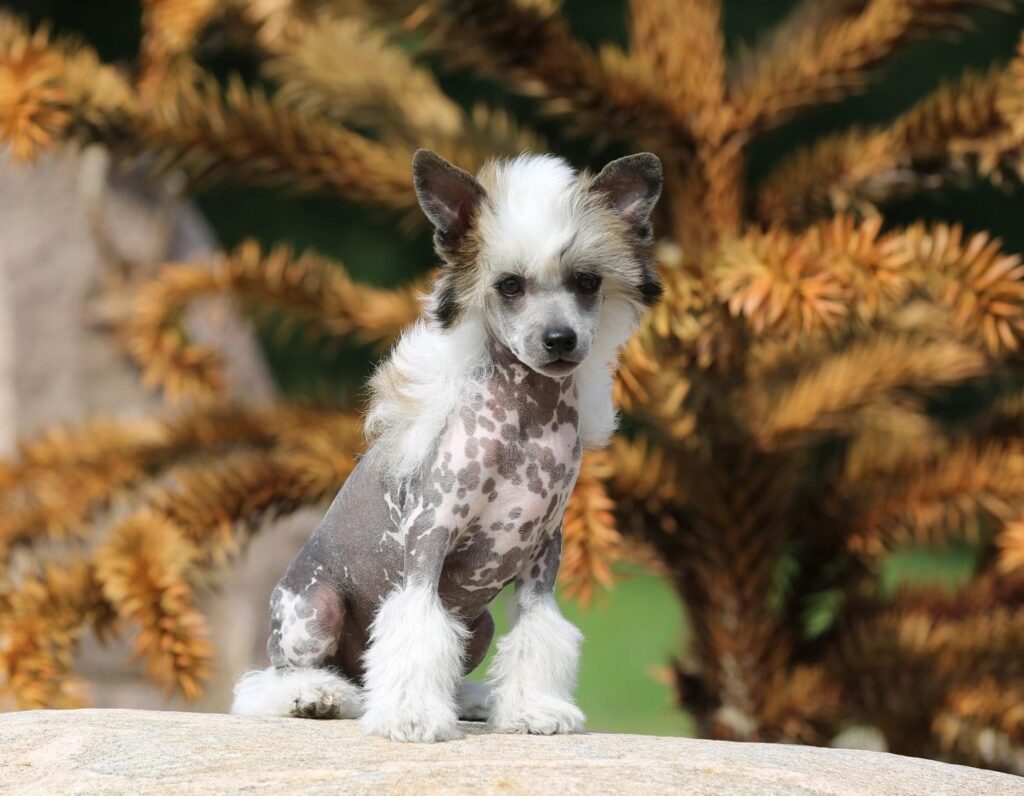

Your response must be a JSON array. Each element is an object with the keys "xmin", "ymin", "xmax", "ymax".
[{"xmin": 232, "ymin": 149, "xmax": 663, "ymax": 742}]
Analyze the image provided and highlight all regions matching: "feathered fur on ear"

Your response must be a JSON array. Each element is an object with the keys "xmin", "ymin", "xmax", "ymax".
[
  {"xmin": 591, "ymin": 153, "xmax": 663, "ymax": 233},
  {"xmin": 412, "ymin": 149, "xmax": 486, "ymax": 248},
  {"xmin": 592, "ymin": 153, "xmax": 664, "ymax": 305}
]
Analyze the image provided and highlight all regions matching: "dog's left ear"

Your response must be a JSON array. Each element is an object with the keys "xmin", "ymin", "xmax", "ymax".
[
  {"xmin": 412, "ymin": 149, "xmax": 486, "ymax": 246},
  {"xmin": 591, "ymin": 153, "xmax": 663, "ymax": 235}
]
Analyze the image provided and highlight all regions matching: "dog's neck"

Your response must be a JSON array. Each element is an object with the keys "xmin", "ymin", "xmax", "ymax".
[
  {"xmin": 484, "ymin": 339, "xmax": 578, "ymax": 437},
  {"xmin": 487, "ymin": 339, "xmax": 574, "ymax": 389}
]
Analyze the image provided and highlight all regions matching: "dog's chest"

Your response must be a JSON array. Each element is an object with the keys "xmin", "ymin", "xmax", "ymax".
[{"xmin": 393, "ymin": 360, "xmax": 582, "ymax": 606}]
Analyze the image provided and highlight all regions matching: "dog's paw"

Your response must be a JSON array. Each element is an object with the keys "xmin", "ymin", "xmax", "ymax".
[
  {"xmin": 490, "ymin": 696, "xmax": 585, "ymax": 735},
  {"xmin": 293, "ymin": 682, "xmax": 341, "ymax": 719},
  {"xmin": 292, "ymin": 674, "xmax": 362, "ymax": 719},
  {"xmin": 361, "ymin": 706, "xmax": 463, "ymax": 743}
]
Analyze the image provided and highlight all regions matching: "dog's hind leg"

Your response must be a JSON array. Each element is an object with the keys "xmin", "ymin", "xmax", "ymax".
[
  {"xmin": 231, "ymin": 581, "xmax": 363, "ymax": 719},
  {"xmin": 456, "ymin": 610, "xmax": 495, "ymax": 721}
]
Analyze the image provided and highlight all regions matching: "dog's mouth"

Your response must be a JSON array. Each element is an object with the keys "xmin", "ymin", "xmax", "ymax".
[{"xmin": 537, "ymin": 358, "xmax": 580, "ymax": 377}]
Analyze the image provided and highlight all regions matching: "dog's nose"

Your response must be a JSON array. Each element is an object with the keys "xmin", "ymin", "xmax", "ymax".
[{"xmin": 542, "ymin": 327, "xmax": 577, "ymax": 355}]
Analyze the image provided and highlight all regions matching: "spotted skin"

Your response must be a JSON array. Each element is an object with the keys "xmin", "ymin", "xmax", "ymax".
[{"xmin": 266, "ymin": 344, "xmax": 581, "ymax": 686}]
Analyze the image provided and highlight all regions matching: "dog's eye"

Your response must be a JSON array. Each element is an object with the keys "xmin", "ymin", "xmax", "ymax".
[
  {"xmin": 575, "ymin": 272, "xmax": 601, "ymax": 293},
  {"xmin": 496, "ymin": 276, "xmax": 524, "ymax": 297}
]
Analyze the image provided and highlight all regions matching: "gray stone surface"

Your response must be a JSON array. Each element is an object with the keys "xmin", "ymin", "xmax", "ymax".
[{"xmin": 0, "ymin": 709, "xmax": 1021, "ymax": 795}]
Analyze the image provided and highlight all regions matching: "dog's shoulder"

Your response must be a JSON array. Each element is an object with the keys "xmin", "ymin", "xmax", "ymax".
[{"xmin": 364, "ymin": 317, "xmax": 491, "ymax": 478}]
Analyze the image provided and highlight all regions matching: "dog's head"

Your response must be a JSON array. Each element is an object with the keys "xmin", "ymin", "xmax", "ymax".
[{"xmin": 413, "ymin": 150, "xmax": 662, "ymax": 378}]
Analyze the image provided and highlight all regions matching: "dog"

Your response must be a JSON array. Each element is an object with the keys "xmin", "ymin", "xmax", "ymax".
[{"xmin": 230, "ymin": 149, "xmax": 663, "ymax": 742}]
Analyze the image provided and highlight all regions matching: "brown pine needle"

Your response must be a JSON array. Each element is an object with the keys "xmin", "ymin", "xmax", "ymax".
[
  {"xmin": 732, "ymin": 0, "xmax": 1014, "ymax": 133},
  {"xmin": 124, "ymin": 241, "xmax": 425, "ymax": 401},
  {"xmin": 561, "ymin": 451, "xmax": 623, "ymax": 605}
]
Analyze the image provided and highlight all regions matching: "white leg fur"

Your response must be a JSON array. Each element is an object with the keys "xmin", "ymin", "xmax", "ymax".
[
  {"xmin": 456, "ymin": 679, "xmax": 493, "ymax": 721},
  {"xmin": 488, "ymin": 593, "xmax": 585, "ymax": 734},
  {"xmin": 230, "ymin": 666, "xmax": 363, "ymax": 718},
  {"xmin": 360, "ymin": 583, "xmax": 469, "ymax": 742}
]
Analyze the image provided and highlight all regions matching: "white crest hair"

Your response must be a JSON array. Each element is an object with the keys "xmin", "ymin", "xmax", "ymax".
[{"xmin": 366, "ymin": 153, "xmax": 648, "ymax": 479}]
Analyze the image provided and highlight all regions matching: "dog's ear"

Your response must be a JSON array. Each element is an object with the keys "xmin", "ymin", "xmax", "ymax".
[
  {"xmin": 591, "ymin": 153, "xmax": 662, "ymax": 233},
  {"xmin": 412, "ymin": 149, "xmax": 486, "ymax": 243}
]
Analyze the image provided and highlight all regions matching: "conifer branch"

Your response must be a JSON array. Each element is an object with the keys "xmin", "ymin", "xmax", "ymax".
[
  {"xmin": 416, "ymin": 0, "xmax": 696, "ymax": 150},
  {"xmin": 0, "ymin": 406, "xmax": 351, "ymax": 566},
  {"xmin": 0, "ymin": 17, "xmax": 416, "ymax": 208},
  {"xmin": 0, "ymin": 563, "xmax": 112, "ymax": 709},
  {"xmin": 1, "ymin": 410, "xmax": 362, "ymax": 705},
  {"xmin": 628, "ymin": 0, "xmax": 727, "ymax": 133},
  {"xmin": 258, "ymin": 11, "xmax": 547, "ymax": 171},
  {"xmin": 139, "ymin": 0, "xmax": 221, "ymax": 90},
  {"xmin": 561, "ymin": 451, "xmax": 623, "ymax": 605},
  {"xmin": 94, "ymin": 513, "xmax": 213, "ymax": 698},
  {"xmin": 758, "ymin": 65, "xmax": 1020, "ymax": 224},
  {"xmin": 732, "ymin": 0, "xmax": 1014, "ymax": 134},
  {"xmin": 845, "ymin": 441, "xmax": 1024, "ymax": 557},
  {"xmin": 748, "ymin": 334, "xmax": 986, "ymax": 446},
  {"xmin": 125, "ymin": 241, "xmax": 424, "ymax": 401}
]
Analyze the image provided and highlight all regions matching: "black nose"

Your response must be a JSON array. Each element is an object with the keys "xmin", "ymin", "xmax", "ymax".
[{"xmin": 542, "ymin": 327, "xmax": 577, "ymax": 355}]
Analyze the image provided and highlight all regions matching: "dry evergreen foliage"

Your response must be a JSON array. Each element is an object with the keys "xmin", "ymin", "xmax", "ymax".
[{"xmin": 3, "ymin": 0, "xmax": 1024, "ymax": 770}]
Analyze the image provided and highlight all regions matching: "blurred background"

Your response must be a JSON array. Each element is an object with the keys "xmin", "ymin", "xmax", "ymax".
[{"xmin": 2, "ymin": 0, "xmax": 1024, "ymax": 770}]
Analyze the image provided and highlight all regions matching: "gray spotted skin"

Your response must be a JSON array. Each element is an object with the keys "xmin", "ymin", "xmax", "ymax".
[{"xmin": 266, "ymin": 344, "xmax": 581, "ymax": 685}]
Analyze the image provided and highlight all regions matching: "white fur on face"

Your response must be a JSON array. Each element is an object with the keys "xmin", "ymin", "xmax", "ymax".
[
  {"xmin": 476, "ymin": 155, "xmax": 580, "ymax": 282},
  {"xmin": 470, "ymin": 155, "xmax": 640, "ymax": 306},
  {"xmin": 367, "ymin": 154, "xmax": 650, "ymax": 478}
]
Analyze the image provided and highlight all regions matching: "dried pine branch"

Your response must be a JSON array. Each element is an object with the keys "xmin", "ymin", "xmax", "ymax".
[
  {"xmin": 732, "ymin": 0, "xmax": 1014, "ymax": 134},
  {"xmin": 2, "ymin": 410, "xmax": 362, "ymax": 704},
  {"xmin": 125, "ymin": 241, "xmax": 424, "ymax": 400},
  {"xmin": 627, "ymin": 1, "xmax": 743, "ymax": 252},
  {"xmin": 834, "ymin": 575, "xmax": 1024, "ymax": 758},
  {"xmin": 414, "ymin": 0, "xmax": 696, "ymax": 149},
  {"xmin": 747, "ymin": 333, "xmax": 986, "ymax": 446},
  {"xmin": 139, "ymin": 0, "xmax": 221, "ymax": 90},
  {"xmin": 900, "ymin": 224, "xmax": 1024, "ymax": 356},
  {"xmin": 263, "ymin": 12, "xmax": 464, "ymax": 139},
  {"xmin": 0, "ymin": 563, "xmax": 112, "ymax": 709},
  {"xmin": 94, "ymin": 513, "xmax": 213, "ymax": 698},
  {"xmin": 628, "ymin": 0, "xmax": 727, "ymax": 132},
  {"xmin": 845, "ymin": 440, "xmax": 1024, "ymax": 557},
  {"xmin": 0, "ymin": 14, "xmax": 135, "ymax": 164},
  {"xmin": 139, "ymin": 72, "xmax": 417, "ymax": 206},
  {"xmin": 758, "ymin": 65, "xmax": 1020, "ymax": 224},
  {"xmin": 258, "ymin": 10, "xmax": 547, "ymax": 171},
  {"xmin": 0, "ymin": 404, "xmax": 348, "ymax": 565},
  {"xmin": 605, "ymin": 435, "xmax": 688, "ymax": 543},
  {"xmin": 560, "ymin": 451, "xmax": 623, "ymax": 605},
  {"xmin": 0, "ymin": 18, "xmax": 416, "ymax": 208}
]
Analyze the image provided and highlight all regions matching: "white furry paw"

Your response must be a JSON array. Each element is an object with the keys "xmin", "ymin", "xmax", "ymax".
[
  {"xmin": 231, "ymin": 667, "xmax": 362, "ymax": 719},
  {"xmin": 361, "ymin": 702, "xmax": 463, "ymax": 743},
  {"xmin": 456, "ymin": 680, "xmax": 492, "ymax": 722},
  {"xmin": 293, "ymin": 677, "xmax": 360, "ymax": 719},
  {"xmin": 490, "ymin": 696, "xmax": 585, "ymax": 735}
]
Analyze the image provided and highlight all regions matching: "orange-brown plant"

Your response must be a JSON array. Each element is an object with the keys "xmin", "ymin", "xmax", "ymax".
[{"xmin": 3, "ymin": 0, "xmax": 1024, "ymax": 770}]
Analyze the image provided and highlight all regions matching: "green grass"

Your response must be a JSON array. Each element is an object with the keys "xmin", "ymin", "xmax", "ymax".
[{"xmin": 467, "ymin": 571, "xmax": 694, "ymax": 737}]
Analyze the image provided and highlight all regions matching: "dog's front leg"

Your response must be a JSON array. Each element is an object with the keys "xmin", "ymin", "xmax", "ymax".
[
  {"xmin": 488, "ymin": 530, "xmax": 585, "ymax": 734},
  {"xmin": 360, "ymin": 520, "xmax": 467, "ymax": 742}
]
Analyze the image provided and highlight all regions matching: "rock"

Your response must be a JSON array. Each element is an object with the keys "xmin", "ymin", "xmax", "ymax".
[{"xmin": 1, "ymin": 709, "xmax": 1021, "ymax": 795}]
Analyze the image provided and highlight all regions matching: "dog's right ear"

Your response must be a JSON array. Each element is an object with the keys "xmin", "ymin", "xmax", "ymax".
[{"xmin": 412, "ymin": 149, "xmax": 485, "ymax": 244}]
